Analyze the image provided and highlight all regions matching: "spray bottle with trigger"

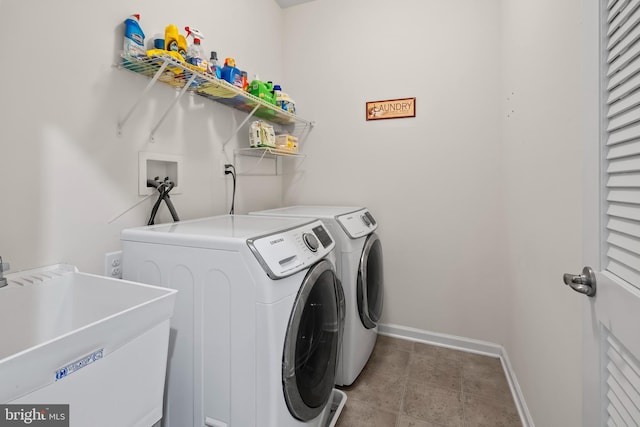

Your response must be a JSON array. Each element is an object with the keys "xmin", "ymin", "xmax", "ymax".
[{"xmin": 184, "ymin": 26, "xmax": 208, "ymax": 71}]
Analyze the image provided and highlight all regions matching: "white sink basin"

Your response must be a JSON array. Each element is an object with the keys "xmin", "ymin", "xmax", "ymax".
[{"xmin": 0, "ymin": 264, "xmax": 177, "ymax": 427}]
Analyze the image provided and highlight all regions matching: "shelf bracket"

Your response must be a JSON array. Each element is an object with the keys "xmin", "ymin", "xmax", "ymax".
[
  {"xmin": 221, "ymin": 104, "xmax": 261, "ymax": 150},
  {"xmin": 117, "ymin": 60, "xmax": 169, "ymax": 137},
  {"xmin": 150, "ymin": 72, "xmax": 198, "ymax": 142},
  {"xmin": 303, "ymin": 121, "xmax": 317, "ymax": 143},
  {"xmin": 233, "ymin": 147, "xmax": 276, "ymax": 176}
]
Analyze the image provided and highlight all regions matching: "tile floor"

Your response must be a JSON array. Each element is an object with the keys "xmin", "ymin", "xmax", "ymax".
[{"xmin": 335, "ymin": 335, "xmax": 522, "ymax": 427}]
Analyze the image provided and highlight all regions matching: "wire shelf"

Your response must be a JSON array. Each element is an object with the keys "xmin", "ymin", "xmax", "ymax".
[
  {"xmin": 119, "ymin": 53, "xmax": 314, "ymax": 128},
  {"xmin": 235, "ymin": 147, "xmax": 306, "ymax": 159},
  {"xmin": 233, "ymin": 147, "xmax": 306, "ymax": 176}
]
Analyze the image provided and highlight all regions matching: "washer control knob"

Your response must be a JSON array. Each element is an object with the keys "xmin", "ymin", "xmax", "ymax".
[
  {"xmin": 303, "ymin": 233, "xmax": 319, "ymax": 252},
  {"xmin": 361, "ymin": 214, "xmax": 371, "ymax": 226}
]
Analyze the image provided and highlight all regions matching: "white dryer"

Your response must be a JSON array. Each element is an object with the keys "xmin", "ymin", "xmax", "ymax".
[
  {"xmin": 120, "ymin": 215, "xmax": 345, "ymax": 427},
  {"xmin": 250, "ymin": 206, "xmax": 383, "ymax": 386}
]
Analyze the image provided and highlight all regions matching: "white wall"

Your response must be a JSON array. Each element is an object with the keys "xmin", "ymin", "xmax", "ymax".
[
  {"xmin": 282, "ymin": 0, "xmax": 509, "ymax": 345},
  {"xmin": 0, "ymin": 0, "xmax": 286, "ymax": 274},
  {"xmin": 501, "ymin": 0, "xmax": 583, "ymax": 425}
]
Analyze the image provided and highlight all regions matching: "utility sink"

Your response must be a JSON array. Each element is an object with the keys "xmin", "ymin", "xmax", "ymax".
[{"xmin": 0, "ymin": 264, "xmax": 177, "ymax": 427}]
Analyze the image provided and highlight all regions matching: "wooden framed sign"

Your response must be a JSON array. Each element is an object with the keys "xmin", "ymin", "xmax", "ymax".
[{"xmin": 366, "ymin": 97, "xmax": 416, "ymax": 121}]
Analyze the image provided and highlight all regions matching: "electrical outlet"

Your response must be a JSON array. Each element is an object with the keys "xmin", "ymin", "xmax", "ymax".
[{"xmin": 104, "ymin": 251, "xmax": 123, "ymax": 279}]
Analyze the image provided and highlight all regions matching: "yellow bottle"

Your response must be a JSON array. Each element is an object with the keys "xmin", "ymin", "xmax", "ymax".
[
  {"xmin": 177, "ymin": 34, "xmax": 187, "ymax": 60},
  {"xmin": 164, "ymin": 24, "xmax": 179, "ymax": 53}
]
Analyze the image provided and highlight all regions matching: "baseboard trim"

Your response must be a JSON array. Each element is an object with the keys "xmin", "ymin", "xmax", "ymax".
[{"xmin": 378, "ymin": 323, "xmax": 535, "ymax": 427}]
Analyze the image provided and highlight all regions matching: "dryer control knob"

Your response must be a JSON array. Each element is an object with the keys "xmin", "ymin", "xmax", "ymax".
[
  {"xmin": 361, "ymin": 214, "xmax": 371, "ymax": 226},
  {"xmin": 303, "ymin": 233, "xmax": 319, "ymax": 252}
]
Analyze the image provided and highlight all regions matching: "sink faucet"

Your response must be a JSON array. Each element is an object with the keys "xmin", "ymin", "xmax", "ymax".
[{"xmin": 0, "ymin": 257, "xmax": 9, "ymax": 288}]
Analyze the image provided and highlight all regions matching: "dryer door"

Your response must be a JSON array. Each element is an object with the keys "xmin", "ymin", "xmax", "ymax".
[
  {"xmin": 282, "ymin": 260, "xmax": 342, "ymax": 422},
  {"xmin": 357, "ymin": 233, "xmax": 384, "ymax": 329}
]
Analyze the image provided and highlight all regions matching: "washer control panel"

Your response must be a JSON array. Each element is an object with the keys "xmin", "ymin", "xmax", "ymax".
[
  {"xmin": 336, "ymin": 208, "xmax": 378, "ymax": 239},
  {"xmin": 248, "ymin": 220, "xmax": 335, "ymax": 279}
]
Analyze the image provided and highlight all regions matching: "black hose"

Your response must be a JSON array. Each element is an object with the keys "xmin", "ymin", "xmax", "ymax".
[
  {"xmin": 146, "ymin": 178, "xmax": 180, "ymax": 225},
  {"xmin": 147, "ymin": 183, "xmax": 166, "ymax": 226},
  {"xmin": 162, "ymin": 182, "xmax": 180, "ymax": 221}
]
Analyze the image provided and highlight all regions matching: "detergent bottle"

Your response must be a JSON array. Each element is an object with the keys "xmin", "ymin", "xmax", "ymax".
[
  {"xmin": 221, "ymin": 58, "xmax": 243, "ymax": 88},
  {"xmin": 221, "ymin": 58, "xmax": 242, "ymax": 87},
  {"xmin": 123, "ymin": 14, "xmax": 145, "ymax": 57},
  {"xmin": 273, "ymin": 84, "xmax": 283, "ymax": 107},
  {"xmin": 184, "ymin": 27, "xmax": 208, "ymax": 71},
  {"xmin": 248, "ymin": 76, "xmax": 277, "ymax": 105},
  {"xmin": 266, "ymin": 81, "xmax": 275, "ymax": 102}
]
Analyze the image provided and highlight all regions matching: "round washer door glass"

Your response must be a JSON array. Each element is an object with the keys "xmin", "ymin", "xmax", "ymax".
[
  {"xmin": 357, "ymin": 233, "xmax": 384, "ymax": 329},
  {"xmin": 282, "ymin": 260, "xmax": 341, "ymax": 421}
]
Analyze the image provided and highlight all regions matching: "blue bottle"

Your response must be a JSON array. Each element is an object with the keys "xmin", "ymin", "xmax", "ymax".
[
  {"xmin": 221, "ymin": 58, "xmax": 242, "ymax": 87},
  {"xmin": 123, "ymin": 14, "xmax": 145, "ymax": 57}
]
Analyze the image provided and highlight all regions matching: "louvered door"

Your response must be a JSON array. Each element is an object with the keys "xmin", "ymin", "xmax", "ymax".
[
  {"xmin": 606, "ymin": 0, "xmax": 640, "ymax": 284},
  {"xmin": 582, "ymin": 0, "xmax": 640, "ymax": 426}
]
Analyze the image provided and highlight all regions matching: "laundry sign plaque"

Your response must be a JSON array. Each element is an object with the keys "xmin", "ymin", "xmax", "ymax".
[{"xmin": 366, "ymin": 97, "xmax": 416, "ymax": 121}]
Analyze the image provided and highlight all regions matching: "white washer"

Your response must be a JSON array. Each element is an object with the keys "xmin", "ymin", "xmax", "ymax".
[
  {"xmin": 120, "ymin": 214, "xmax": 345, "ymax": 427},
  {"xmin": 250, "ymin": 206, "xmax": 383, "ymax": 386}
]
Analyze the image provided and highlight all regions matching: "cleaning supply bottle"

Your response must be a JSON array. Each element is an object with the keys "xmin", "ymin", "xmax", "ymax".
[
  {"xmin": 188, "ymin": 37, "xmax": 205, "ymax": 69},
  {"xmin": 208, "ymin": 51, "xmax": 222, "ymax": 79},
  {"xmin": 241, "ymin": 71, "xmax": 249, "ymax": 91},
  {"xmin": 152, "ymin": 32, "xmax": 165, "ymax": 50},
  {"xmin": 273, "ymin": 84, "xmax": 283, "ymax": 108},
  {"xmin": 145, "ymin": 25, "xmax": 185, "ymax": 69},
  {"xmin": 177, "ymin": 34, "xmax": 188, "ymax": 61},
  {"xmin": 248, "ymin": 76, "xmax": 277, "ymax": 105},
  {"xmin": 184, "ymin": 27, "xmax": 207, "ymax": 71},
  {"xmin": 123, "ymin": 14, "xmax": 145, "ymax": 57},
  {"xmin": 164, "ymin": 24, "xmax": 180, "ymax": 53},
  {"xmin": 221, "ymin": 58, "xmax": 243, "ymax": 88},
  {"xmin": 272, "ymin": 84, "xmax": 296, "ymax": 113},
  {"xmin": 266, "ymin": 81, "xmax": 276, "ymax": 104}
]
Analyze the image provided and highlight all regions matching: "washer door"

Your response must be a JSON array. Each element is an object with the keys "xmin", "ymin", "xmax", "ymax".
[
  {"xmin": 357, "ymin": 233, "xmax": 384, "ymax": 329},
  {"xmin": 282, "ymin": 260, "xmax": 342, "ymax": 421}
]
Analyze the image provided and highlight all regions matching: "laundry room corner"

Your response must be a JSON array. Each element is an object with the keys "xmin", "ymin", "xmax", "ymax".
[{"xmin": 280, "ymin": 0, "xmax": 510, "ymax": 354}]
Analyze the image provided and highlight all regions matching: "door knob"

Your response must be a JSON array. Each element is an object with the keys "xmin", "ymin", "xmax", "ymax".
[{"xmin": 562, "ymin": 266, "xmax": 596, "ymax": 297}]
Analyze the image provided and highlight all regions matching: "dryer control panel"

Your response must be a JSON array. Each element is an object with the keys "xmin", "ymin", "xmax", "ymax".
[
  {"xmin": 336, "ymin": 208, "xmax": 378, "ymax": 239},
  {"xmin": 247, "ymin": 220, "xmax": 335, "ymax": 279}
]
